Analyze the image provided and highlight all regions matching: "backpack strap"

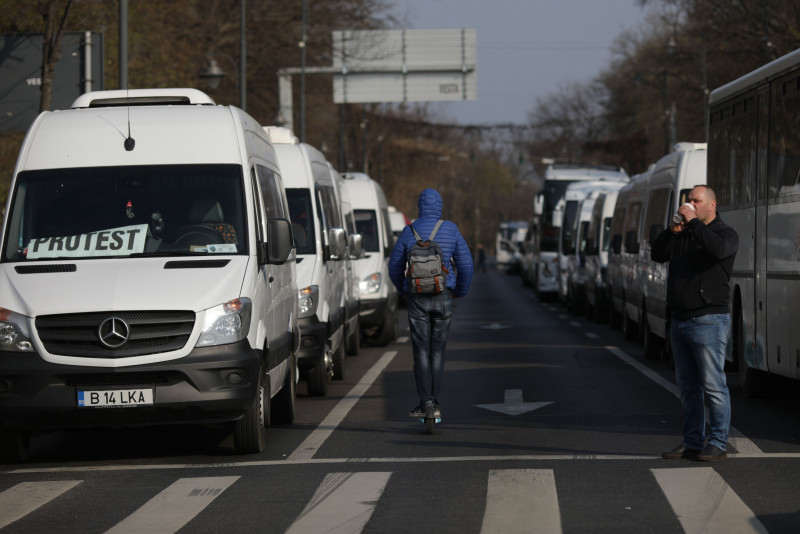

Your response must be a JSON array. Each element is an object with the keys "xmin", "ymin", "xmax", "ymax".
[{"xmin": 410, "ymin": 220, "xmax": 444, "ymax": 244}]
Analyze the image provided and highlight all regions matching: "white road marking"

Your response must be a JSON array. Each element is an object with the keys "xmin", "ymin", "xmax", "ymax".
[
  {"xmin": 606, "ymin": 345, "xmax": 764, "ymax": 455},
  {"xmin": 585, "ymin": 332, "xmax": 599, "ymax": 339},
  {"xmin": 481, "ymin": 469, "xmax": 562, "ymax": 534},
  {"xmin": 9, "ymin": 451, "xmax": 800, "ymax": 474},
  {"xmin": 0, "ymin": 480, "xmax": 81, "ymax": 529},
  {"xmin": 569, "ymin": 321, "xmax": 582, "ymax": 327},
  {"xmin": 104, "ymin": 476, "xmax": 239, "ymax": 534},
  {"xmin": 287, "ymin": 350, "xmax": 398, "ymax": 461},
  {"xmin": 652, "ymin": 468, "xmax": 768, "ymax": 534},
  {"xmin": 476, "ymin": 389, "xmax": 553, "ymax": 415},
  {"xmin": 285, "ymin": 472, "xmax": 391, "ymax": 534},
  {"xmin": 395, "ymin": 336, "xmax": 409, "ymax": 344}
]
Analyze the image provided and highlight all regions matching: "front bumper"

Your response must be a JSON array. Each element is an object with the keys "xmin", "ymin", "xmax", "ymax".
[
  {"xmin": 0, "ymin": 340, "xmax": 261, "ymax": 430},
  {"xmin": 296, "ymin": 316, "xmax": 326, "ymax": 372}
]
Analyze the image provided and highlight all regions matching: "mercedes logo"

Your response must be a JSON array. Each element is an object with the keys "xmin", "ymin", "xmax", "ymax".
[{"xmin": 97, "ymin": 317, "xmax": 131, "ymax": 348}]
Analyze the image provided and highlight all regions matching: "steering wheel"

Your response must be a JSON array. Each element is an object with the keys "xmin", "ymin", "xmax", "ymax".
[{"xmin": 174, "ymin": 224, "xmax": 224, "ymax": 246}]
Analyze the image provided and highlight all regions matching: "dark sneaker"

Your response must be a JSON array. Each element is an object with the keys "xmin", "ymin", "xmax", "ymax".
[
  {"xmin": 662, "ymin": 444, "xmax": 703, "ymax": 460},
  {"xmin": 698, "ymin": 445, "xmax": 728, "ymax": 462}
]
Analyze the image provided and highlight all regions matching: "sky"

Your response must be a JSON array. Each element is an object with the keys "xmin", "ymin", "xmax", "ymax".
[{"xmin": 389, "ymin": 0, "xmax": 652, "ymax": 126}]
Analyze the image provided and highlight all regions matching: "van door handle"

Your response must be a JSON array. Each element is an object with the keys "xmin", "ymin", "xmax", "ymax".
[{"xmin": 269, "ymin": 275, "xmax": 274, "ymax": 283}]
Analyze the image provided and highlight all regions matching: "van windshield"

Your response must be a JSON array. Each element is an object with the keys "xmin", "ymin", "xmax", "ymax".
[{"xmin": 2, "ymin": 164, "xmax": 247, "ymax": 262}]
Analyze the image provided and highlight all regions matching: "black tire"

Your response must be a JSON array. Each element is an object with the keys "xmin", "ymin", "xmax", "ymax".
[
  {"xmin": 643, "ymin": 315, "xmax": 662, "ymax": 360},
  {"xmin": 332, "ymin": 341, "xmax": 346, "ymax": 381},
  {"xmin": 623, "ymin": 309, "xmax": 638, "ymax": 341},
  {"xmin": 425, "ymin": 417, "xmax": 434, "ymax": 435},
  {"xmin": 0, "ymin": 429, "xmax": 30, "ymax": 463},
  {"xmin": 306, "ymin": 349, "xmax": 330, "ymax": 397},
  {"xmin": 370, "ymin": 306, "xmax": 397, "ymax": 347},
  {"xmin": 271, "ymin": 355, "xmax": 296, "ymax": 425},
  {"xmin": 233, "ymin": 366, "xmax": 269, "ymax": 454},
  {"xmin": 346, "ymin": 316, "xmax": 360, "ymax": 356}
]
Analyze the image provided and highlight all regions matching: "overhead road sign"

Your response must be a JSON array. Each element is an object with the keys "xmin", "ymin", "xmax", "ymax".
[{"xmin": 331, "ymin": 28, "xmax": 477, "ymax": 104}]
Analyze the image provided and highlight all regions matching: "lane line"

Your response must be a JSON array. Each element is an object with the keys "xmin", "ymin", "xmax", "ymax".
[
  {"xmin": 104, "ymin": 476, "xmax": 239, "ymax": 534},
  {"xmin": 10, "ymin": 452, "xmax": 800, "ymax": 474},
  {"xmin": 606, "ymin": 345, "xmax": 764, "ymax": 455},
  {"xmin": 0, "ymin": 480, "xmax": 81, "ymax": 529},
  {"xmin": 652, "ymin": 468, "xmax": 768, "ymax": 534},
  {"xmin": 285, "ymin": 472, "xmax": 391, "ymax": 534},
  {"xmin": 481, "ymin": 469, "xmax": 562, "ymax": 534},
  {"xmin": 287, "ymin": 350, "xmax": 398, "ymax": 461}
]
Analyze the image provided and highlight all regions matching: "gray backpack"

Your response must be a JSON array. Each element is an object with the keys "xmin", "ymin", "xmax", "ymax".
[{"xmin": 407, "ymin": 220, "xmax": 449, "ymax": 295}]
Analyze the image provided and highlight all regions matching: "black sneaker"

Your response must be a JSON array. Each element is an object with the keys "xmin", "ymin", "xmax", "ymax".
[
  {"xmin": 661, "ymin": 444, "xmax": 702, "ymax": 460},
  {"xmin": 433, "ymin": 403, "xmax": 441, "ymax": 418},
  {"xmin": 697, "ymin": 445, "xmax": 728, "ymax": 462}
]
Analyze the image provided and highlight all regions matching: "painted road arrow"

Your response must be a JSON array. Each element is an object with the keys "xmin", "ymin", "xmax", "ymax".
[{"xmin": 475, "ymin": 389, "xmax": 553, "ymax": 416}]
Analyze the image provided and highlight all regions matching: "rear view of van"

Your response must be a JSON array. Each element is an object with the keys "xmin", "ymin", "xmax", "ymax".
[
  {"xmin": 339, "ymin": 173, "xmax": 398, "ymax": 346},
  {"xmin": 265, "ymin": 127, "xmax": 349, "ymax": 397},
  {"xmin": 0, "ymin": 89, "xmax": 298, "ymax": 461}
]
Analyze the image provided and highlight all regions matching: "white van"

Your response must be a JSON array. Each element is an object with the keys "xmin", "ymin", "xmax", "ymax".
[
  {"xmin": 636, "ymin": 143, "xmax": 707, "ymax": 358},
  {"xmin": 0, "ymin": 89, "xmax": 298, "ymax": 460},
  {"xmin": 387, "ymin": 205, "xmax": 410, "ymax": 243},
  {"xmin": 265, "ymin": 127, "xmax": 348, "ymax": 397},
  {"xmin": 335, "ymin": 182, "xmax": 364, "ymax": 357},
  {"xmin": 339, "ymin": 173, "xmax": 399, "ymax": 346},
  {"xmin": 583, "ymin": 189, "xmax": 621, "ymax": 321}
]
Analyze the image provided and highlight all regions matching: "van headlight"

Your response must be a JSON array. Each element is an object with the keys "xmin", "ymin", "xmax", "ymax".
[
  {"xmin": 298, "ymin": 285, "xmax": 319, "ymax": 319},
  {"xmin": 0, "ymin": 308, "xmax": 34, "ymax": 352},
  {"xmin": 359, "ymin": 273, "xmax": 382, "ymax": 295},
  {"xmin": 196, "ymin": 298, "xmax": 251, "ymax": 347}
]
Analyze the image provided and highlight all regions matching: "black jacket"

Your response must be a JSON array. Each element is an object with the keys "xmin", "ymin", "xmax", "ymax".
[{"xmin": 651, "ymin": 216, "xmax": 738, "ymax": 320}]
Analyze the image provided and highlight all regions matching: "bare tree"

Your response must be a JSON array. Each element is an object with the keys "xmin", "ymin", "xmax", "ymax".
[{"xmin": 38, "ymin": 0, "xmax": 73, "ymax": 112}]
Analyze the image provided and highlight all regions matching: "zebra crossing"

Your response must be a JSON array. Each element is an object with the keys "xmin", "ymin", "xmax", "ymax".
[{"xmin": 0, "ymin": 466, "xmax": 769, "ymax": 534}]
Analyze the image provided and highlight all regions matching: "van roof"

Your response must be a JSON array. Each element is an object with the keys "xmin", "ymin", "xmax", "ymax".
[{"xmin": 71, "ymin": 88, "xmax": 216, "ymax": 108}]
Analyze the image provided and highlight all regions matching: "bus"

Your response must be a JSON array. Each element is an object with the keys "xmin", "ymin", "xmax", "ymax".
[
  {"xmin": 707, "ymin": 47, "xmax": 800, "ymax": 397},
  {"xmin": 525, "ymin": 164, "xmax": 628, "ymax": 297}
]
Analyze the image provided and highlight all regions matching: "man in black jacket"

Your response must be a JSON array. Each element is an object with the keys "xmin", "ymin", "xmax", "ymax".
[{"xmin": 651, "ymin": 185, "xmax": 738, "ymax": 462}]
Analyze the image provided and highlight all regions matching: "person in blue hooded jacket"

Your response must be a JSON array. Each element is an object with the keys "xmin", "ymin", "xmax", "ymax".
[{"xmin": 389, "ymin": 188, "xmax": 473, "ymax": 419}]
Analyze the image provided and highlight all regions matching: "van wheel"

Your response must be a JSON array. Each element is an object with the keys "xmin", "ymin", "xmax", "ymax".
[
  {"xmin": 346, "ymin": 316, "xmax": 360, "ymax": 356},
  {"xmin": 371, "ymin": 306, "xmax": 397, "ymax": 347},
  {"xmin": 623, "ymin": 310, "xmax": 638, "ymax": 341},
  {"xmin": 332, "ymin": 342, "xmax": 346, "ymax": 380},
  {"xmin": 643, "ymin": 316, "xmax": 662, "ymax": 359},
  {"xmin": 306, "ymin": 353, "xmax": 329, "ymax": 397},
  {"xmin": 271, "ymin": 354, "xmax": 296, "ymax": 425},
  {"xmin": 233, "ymin": 366, "xmax": 269, "ymax": 454},
  {"xmin": 0, "ymin": 429, "xmax": 30, "ymax": 463}
]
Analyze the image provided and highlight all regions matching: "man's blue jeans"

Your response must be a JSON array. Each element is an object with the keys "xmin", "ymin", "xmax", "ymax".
[
  {"xmin": 408, "ymin": 292, "xmax": 453, "ymax": 406},
  {"xmin": 670, "ymin": 313, "xmax": 731, "ymax": 450}
]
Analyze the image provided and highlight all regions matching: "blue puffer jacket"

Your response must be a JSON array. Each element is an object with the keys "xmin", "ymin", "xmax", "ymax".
[{"xmin": 388, "ymin": 188, "xmax": 473, "ymax": 297}]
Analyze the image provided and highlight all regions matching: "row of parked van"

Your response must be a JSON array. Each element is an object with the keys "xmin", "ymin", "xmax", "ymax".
[
  {"xmin": 0, "ymin": 88, "xmax": 399, "ymax": 461},
  {"xmin": 523, "ymin": 142, "xmax": 708, "ymax": 360}
]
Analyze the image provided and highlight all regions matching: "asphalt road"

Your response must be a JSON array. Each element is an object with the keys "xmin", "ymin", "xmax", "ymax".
[{"xmin": 2, "ymin": 265, "xmax": 800, "ymax": 533}]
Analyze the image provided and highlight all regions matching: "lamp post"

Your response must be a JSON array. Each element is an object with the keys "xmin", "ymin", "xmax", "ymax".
[{"xmin": 201, "ymin": 54, "xmax": 239, "ymax": 96}]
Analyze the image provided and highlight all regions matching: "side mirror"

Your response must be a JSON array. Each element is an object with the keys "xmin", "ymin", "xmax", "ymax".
[
  {"xmin": 624, "ymin": 230, "xmax": 639, "ymax": 254},
  {"xmin": 649, "ymin": 224, "xmax": 663, "ymax": 246},
  {"xmin": 349, "ymin": 233, "xmax": 364, "ymax": 259},
  {"xmin": 328, "ymin": 227, "xmax": 347, "ymax": 260},
  {"xmin": 261, "ymin": 218, "xmax": 293, "ymax": 265},
  {"xmin": 610, "ymin": 234, "xmax": 622, "ymax": 255}
]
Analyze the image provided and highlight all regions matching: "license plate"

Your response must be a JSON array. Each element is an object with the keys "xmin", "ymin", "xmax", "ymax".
[{"xmin": 77, "ymin": 388, "xmax": 154, "ymax": 408}]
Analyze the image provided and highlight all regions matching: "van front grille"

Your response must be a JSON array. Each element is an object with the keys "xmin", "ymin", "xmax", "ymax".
[{"xmin": 35, "ymin": 311, "xmax": 196, "ymax": 358}]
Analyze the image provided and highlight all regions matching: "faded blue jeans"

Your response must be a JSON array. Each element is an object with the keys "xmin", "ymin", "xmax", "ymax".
[
  {"xmin": 408, "ymin": 291, "xmax": 454, "ymax": 407},
  {"xmin": 670, "ymin": 313, "xmax": 731, "ymax": 450}
]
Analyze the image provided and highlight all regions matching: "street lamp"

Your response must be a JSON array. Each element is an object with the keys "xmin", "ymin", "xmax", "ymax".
[{"xmin": 201, "ymin": 53, "xmax": 240, "ymax": 105}]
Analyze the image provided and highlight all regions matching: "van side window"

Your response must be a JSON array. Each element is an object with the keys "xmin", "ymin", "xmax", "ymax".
[
  {"xmin": 256, "ymin": 166, "xmax": 288, "ymax": 220},
  {"xmin": 623, "ymin": 202, "xmax": 642, "ymax": 253},
  {"xmin": 317, "ymin": 185, "xmax": 341, "ymax": 233},
  {"xmin": 286, "ymin": 189, "xmax": 315, "ymax": 254}
]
